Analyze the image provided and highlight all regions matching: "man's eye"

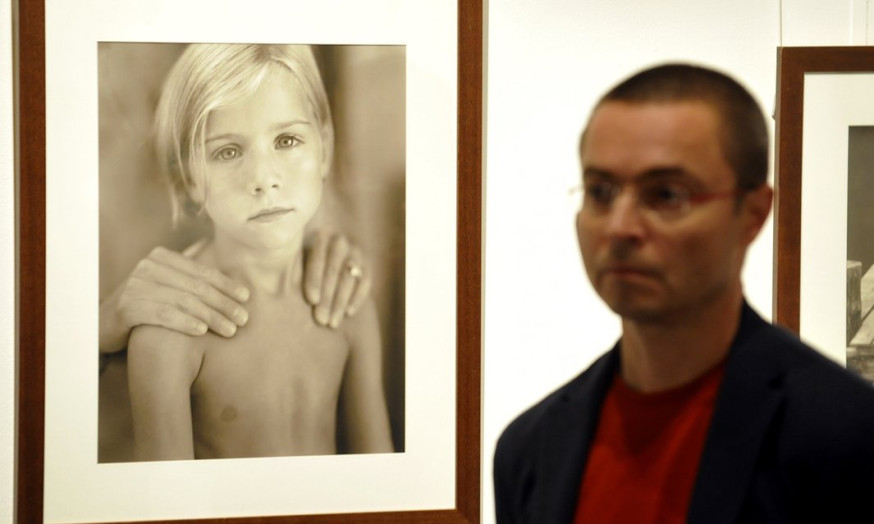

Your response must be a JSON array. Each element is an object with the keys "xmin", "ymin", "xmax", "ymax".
[
  {"xmin": 584, "ymin": 182, "xmax": 616, "ymax": 206},
  {"xmin": 276, "ymin": 135, "xmax": 299, "ymax": 149},
  {"xmin": 642, "ymin": 184, "xmax": 690, "ymax": 210},
  {"xmin": 213, "ymin": 146, "xmax": 240, "ymax": 161}
]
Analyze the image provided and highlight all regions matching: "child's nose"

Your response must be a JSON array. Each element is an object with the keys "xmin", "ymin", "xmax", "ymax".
[{"xmin": 247, "ymin": 153, "xmax": 282, "ymax": 195}]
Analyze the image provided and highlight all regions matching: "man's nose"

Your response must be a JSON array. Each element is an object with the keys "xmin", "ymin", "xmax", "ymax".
[
  {"xmin": 604, "ymin": 190, "xmax": 646, "ymax": 239},
  {"xmin": 247, "ymin": 152, "xmax": 282, "ymax": 195}
]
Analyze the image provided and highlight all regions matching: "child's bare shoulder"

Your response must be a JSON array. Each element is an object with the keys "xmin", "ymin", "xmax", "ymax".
[
  {"xmin": 130, "ymin": 324, "xmax": 197, "ymax": 350},
  {"xmin": 128, "ymin": 325, "xmax": 205, "ymax": 378}
]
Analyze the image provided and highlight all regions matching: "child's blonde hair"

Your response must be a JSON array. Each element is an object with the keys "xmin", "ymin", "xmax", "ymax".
[{"xmin": 154, "ymin": 43, "xmax": 334, "ymax": 222}]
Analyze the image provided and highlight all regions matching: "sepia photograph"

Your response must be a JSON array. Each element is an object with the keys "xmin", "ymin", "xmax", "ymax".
[
  {"xmin": 23, "ymin": 1, "xmax": 476, "ymax": 521},
  {"xmin": 97, "ymin": 42, "xmax": 407, "ymax": 463},
  {"xmin": 846, "ymin": 125, "xmax": 874, "ymax": 384}
]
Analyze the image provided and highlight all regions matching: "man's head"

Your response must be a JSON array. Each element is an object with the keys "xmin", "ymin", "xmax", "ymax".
[
  {"xmin": 575, "ymin": 64, "xmax": 773, "ymax": 323},
  {"xmin": 580, "ymin": 64, "xmax": 769, "ymax": 193}
]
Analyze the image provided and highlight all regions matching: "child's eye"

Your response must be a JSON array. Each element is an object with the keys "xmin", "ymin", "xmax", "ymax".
[
  {"xmin": 212, "ymin": 146, "xmax": 241, "ymax": 161},
  {"xmin": 276, "ymin": 135, "xmax": 300, "ymax": 149}
]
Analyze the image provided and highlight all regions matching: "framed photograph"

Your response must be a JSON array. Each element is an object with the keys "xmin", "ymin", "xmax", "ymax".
[
  {"xmin": 18, "ymin": 0, "xmax": 482, "ymax": 522},
  {"xmin": 774, "ymin": 46, "xmax": 874, "ymax": 383}
]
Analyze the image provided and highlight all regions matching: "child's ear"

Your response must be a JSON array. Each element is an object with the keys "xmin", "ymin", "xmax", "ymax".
[
  {"xmin": 182, "ymin": 197, "xmax": 201, "ymax": 217},
  {"xmin": 186, "ymin": 180, "xmax": 207, "ymax": 207},
  {"xmin": 186, "ymin": 166, "xmax": 207, "ymax": 203},
  {"xmin": 188, "ymin": 185, "xmax": 205, "ymax": 204}
]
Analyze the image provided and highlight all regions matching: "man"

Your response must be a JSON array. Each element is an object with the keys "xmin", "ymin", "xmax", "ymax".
[{"xmin": 494, "ymin": 64, "xmax": 874, "ymax": 523}]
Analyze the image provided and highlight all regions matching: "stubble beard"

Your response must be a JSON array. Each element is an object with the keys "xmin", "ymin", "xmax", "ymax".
[{"xmin": 598, "ymin": 273, "xmax": 735, "ymax": 327}]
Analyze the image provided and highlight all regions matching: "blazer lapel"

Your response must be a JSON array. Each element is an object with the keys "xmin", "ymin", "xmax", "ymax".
[
  {"xmin": 686, "ymin": 305, "xmax": 787, "ymax": 524},
  {"xmin": 533, "ymin": 349, "xmax": 619, "ymax": 524}
]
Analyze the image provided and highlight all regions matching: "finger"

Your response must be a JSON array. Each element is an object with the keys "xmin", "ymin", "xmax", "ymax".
[
  {"xmin": 328, "ymin": 271, "xmax": 358, "ymax": 328},
  {"xmin": 303, "ymin": 231, "xmax": 329, "ymax": 306},
  {"xmin": 346, "ymin": 269, "xmax": 372, "ymax": 317},
  {"xmin": 315, "ymin": 236, "xmax": 351, "ymax": 326},
  {"xmin": 129, "ymin": 262, "xmax": 249, "ymax": 327},
  {"xmin": 329, "ymin": 245, "xmax": 369, "ymax": 321},
  {"xmin": 120, "ymin": 297, "xmax": 209, "ymax": 337},
  {"xmin": 181, "ymin": 238, "xmax": 209, "ymax": 258},
  {"xmin": 122, "ymin": 278, "xmax": 242, "ymax": 337},
  {"xmin": 170, "ymin": 287, "xmax": 241, "ymax": 337},
  {"xmin": 148, "ymin": 282, "xmax": 240, "ymax": 337},
  {"xmin": 341, "ymin": 246, "xmax": 370, "ymax": 316},
  {"xmin": 150, "ymin": 246, "xmax": 250, "ymax": 303},
  {"xmin": 147, "ymin": 246, "xmax": 250, "ymax": 304}
]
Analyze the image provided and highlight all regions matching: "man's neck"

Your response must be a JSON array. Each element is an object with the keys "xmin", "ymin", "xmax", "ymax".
[
  {"xmin": 618, "ymin": 288, "xmax": 743, "ymax": 393},
  {"xmin": 208, "ymin": 232, "xmax": 304, "ymax": 298}
]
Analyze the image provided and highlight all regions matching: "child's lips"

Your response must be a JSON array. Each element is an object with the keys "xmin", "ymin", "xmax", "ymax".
[{"xmin": 249, "ymin": 207, "xmax": 294, "ymax": 222}]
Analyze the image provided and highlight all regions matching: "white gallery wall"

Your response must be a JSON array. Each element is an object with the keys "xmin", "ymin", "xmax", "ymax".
[{"xmin": 1, "ymin": 0, "xmax": 871, "ymax": 522}]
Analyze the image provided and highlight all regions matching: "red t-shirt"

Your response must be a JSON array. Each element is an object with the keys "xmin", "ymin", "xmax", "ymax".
[{"xmin": 574, "ymin": 363, "xmax": 725, "ymax": 523}]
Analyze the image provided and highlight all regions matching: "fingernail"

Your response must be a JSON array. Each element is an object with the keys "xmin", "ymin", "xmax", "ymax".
[
  {"xmin": 308, "ymin": 287, "xmax": 321, "ymax": 304},
  {"xmin": 315, "ymin": 307, "xmax": 329, "ymax": 325},
  {"xmin": 235, "ymin": 308, "xmax": 249, "ymax": 325},
  {"xmin": 330, "ymin": 317, "xmax": 340, "ymax": 329},
  {"xmin": 195, "ymin": 322, "xmax": 208, "ymax": 335},
  {"xmin": 346, "ymin": 306, "xmax": 356, "ymax": 316},
  {"xmin": 237, "ymin": 287, "xmax": 250, "ymax": 302},
  {"xmin": 221, "ymin": 322, "xmax": 237, "ymax": 337}
]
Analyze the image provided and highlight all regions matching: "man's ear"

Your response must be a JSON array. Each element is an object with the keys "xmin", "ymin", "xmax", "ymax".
[
  {"xmin": 741, "ymin": 184, "xmax": 773, "ymax": 245},
  {"xmin": 575, "ymin": 208, "xmax": 586, "ymax": 252}
]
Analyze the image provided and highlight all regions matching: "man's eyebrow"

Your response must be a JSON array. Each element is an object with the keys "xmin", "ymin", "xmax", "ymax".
[
  {"xmin": 582, "ymin": 166, "xmax": 695, "ymax": 180},
  {"xmin": 582, "ymin": 167, "xmax": 611, "ymax": 178},
  {"xmin": 638, "ymin": 167, "xmax": 694, "ymax": 179}
]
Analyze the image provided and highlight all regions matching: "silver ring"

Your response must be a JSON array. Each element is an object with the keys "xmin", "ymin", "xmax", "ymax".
[{"xmin": 346, "ymin": 261, "xmax": 363, "ymax": 279}]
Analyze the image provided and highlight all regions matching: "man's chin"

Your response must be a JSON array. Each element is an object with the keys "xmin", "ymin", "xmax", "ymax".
[{"xmin": 601, "ymin": 296, "xmax": 672, "ymax": 323}]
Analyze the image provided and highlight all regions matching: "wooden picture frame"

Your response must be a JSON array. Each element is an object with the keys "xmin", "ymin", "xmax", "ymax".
[
  {"xmin": 774, "ymin": 46, "xmax": 874, "ymax": 374},
  {"xmin": 16, "ymin": 0, "xmax": 482, "ymax": 522}
]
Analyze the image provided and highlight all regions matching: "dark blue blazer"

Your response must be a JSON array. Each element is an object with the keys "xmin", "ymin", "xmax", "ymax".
[{"xmin": 494, "ymin": 303, "xmax": 874, "ymax": 523}]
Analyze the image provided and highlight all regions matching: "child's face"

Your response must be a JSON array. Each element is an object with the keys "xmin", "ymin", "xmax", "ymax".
[{"xmin": 200, "ymin": 67, "xmax": 325, "ymax": 252}]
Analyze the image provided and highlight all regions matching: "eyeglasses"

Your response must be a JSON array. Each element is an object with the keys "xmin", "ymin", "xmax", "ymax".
[{"xmin": 573, "ymin": 177, "xmax": 740, "ymax": 219}]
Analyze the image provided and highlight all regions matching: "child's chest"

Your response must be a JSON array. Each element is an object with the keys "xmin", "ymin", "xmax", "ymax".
[{"xmin": 190, "ymin": 297, "xmax": 350, "ymax": 406}]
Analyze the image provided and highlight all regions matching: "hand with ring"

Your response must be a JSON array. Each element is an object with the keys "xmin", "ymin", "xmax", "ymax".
[
  {"xmin": 303, "ymin": 230, "xmax": 373, "ymax": 328},
  {"xmin": 98, "ymin": 230, "xmax": 372, "ymax": 354},
  {"xmin": 346, "ymin": 261, "xmax": 364, "ymax": 279}
]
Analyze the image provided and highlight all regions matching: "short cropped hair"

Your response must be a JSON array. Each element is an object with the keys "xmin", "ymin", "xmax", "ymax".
[
  {"xmin": 581, "ymin": 64, "xmax": 769, "ymax": 191},
  {"xmin": 154, "ymin": 44, "xmax": 334, "ymax": 222}
]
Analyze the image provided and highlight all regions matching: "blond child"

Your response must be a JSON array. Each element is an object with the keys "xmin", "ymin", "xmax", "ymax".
[{"xmin": 127, "ymin": 44, "xmax": 393, "ymax": 460}]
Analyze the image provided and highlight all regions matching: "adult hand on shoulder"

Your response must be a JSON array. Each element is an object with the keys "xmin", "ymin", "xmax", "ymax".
[
  {"xmin": 98, "ymin": 242, "xmax": 250, "ymax": 355},
  {"xmin": 303, "ymin": 230, "xmax": 373, "ymax": 329},
  {"xmin": 98, "ymin": 230, "xmax": 372, "ymax": 354}
]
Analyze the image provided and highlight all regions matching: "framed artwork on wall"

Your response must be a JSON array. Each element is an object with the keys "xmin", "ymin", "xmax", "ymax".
[
  {"xmin": 17, "ymin": 0, "xmax": 482, "ymax": 522},
  {"xmin": 774, "ymin": 46, "xmax": 874, "ymax": 383}
]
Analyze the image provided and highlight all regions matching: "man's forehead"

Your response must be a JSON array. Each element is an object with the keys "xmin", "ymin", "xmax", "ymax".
[
  {"xmin": 590, "ymin": 99, "xmax": 718, "ymax": 124},
  {"xmin": 578, "ymin": 99, "xmax": 735, "ymax": 187},
  {"xmin": 581, "ymin": 100, "xmax": 722, "ymax": 150}
]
